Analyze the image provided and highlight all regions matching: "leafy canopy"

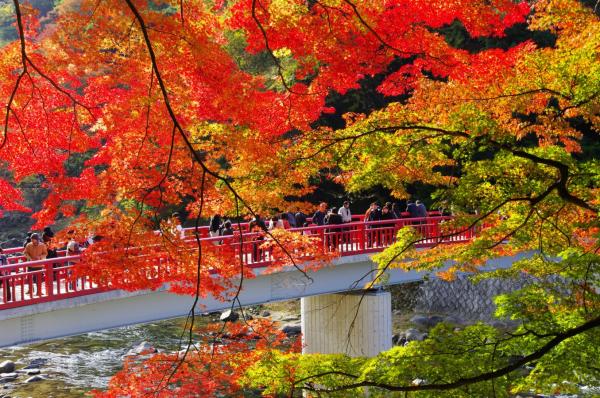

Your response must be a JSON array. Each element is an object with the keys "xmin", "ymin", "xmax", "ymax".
[{"xmin": 0, "ymin": 0, "xmax": 598, "ymax": 396}]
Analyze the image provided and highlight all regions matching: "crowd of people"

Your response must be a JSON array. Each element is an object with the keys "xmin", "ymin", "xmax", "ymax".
[
  {"xmin": 2, "ymin": 200, "xmax": 433, "ymax": 259},
  {"xmin": 203, "ymin": 199, "xmax": 434, "ymax": 238},
  {"xmin": 1, "ymin": 200, "xmax": 433, "ymax": 267},
  {"xmin": 0, "ymin": 227, "xmax": 84, "ymax": 301},
  {"xmin": 0, "ymin": 227, "xmax": 83, "ymax": 265}
]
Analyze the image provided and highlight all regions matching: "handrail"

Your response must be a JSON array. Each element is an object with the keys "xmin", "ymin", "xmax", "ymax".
[
  {"xmin": 0, "ymin": 216, "xmax": 459, "ymax": 270},
  {"xmin": 0, "ymin": 216, "xmax": 472, "ymax": 310}
]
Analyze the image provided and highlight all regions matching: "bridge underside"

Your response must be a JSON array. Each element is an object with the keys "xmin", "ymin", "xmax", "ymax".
[{"xmin": 0, "ymin": 253, "xmax": 521, "ymax": 347}]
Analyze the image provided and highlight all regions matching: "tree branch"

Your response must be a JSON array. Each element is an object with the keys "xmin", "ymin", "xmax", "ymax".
[{"xmin": 299, "ymin": 315, "xmax": 600, "ymax": 393}]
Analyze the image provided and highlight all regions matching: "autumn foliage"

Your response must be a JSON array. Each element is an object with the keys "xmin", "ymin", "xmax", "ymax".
[
  {"xmin": 93, "ymin": 319, "xmax": 297, "ymax": 398},
  {"xmin": 1, "ymin": 0, "xmax": 599, "ymax": 396}
]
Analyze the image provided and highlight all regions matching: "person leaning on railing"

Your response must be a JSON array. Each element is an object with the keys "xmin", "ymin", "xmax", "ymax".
[
  {"xmin": 0, "ymin": 247, "xmax": 12, "ymax": 302},
  {"xmin": 364, "ymin": 202, "xmax": 382, "ymax": 247},
  {"xmin": 248, "ymin": 220, "xmax": 265, "ymax": 262},
  {"xmin": 23, "ymin": 233, "xmax": 48, "ymax": 261},
  {"xmin": 0, "ymin": 248, "xmax": 7, "ymax": 265},
  {"xmin": 23, "ymin": 233, "xmax": 48, "ymax": 295},
  {"xmin": 337, "ymin": 201, "xmax": 352, "ymax": 245},
  {"xmin": 65, "ymin": 230, "xmax": 82, "ymax": 291},
  {"xmin": 380, "ymin": 205, "xmax": 396, "ymax": 245}
]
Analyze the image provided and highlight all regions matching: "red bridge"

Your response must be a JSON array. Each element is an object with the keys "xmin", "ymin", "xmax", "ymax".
[
  {"xmin": 0, "ymin": 216, "xmax": 471, "ymax": 310},
  {"xmin": 0, "ymin": 216, "xmax": 491, "ymax": 348}
]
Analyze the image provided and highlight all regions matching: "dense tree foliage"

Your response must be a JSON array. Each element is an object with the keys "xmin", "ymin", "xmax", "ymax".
[{"xmin": 0, "ymin": 0, "xmax": 598, "ymax": 396}]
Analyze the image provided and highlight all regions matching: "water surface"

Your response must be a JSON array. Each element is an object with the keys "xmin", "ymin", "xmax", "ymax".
[{"xmin": 1, "ymin": 316, "xmax": 207, "ymax": 397}]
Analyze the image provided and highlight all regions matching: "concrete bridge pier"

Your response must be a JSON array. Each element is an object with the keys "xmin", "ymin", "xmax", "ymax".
[{"xmin": 301, "ymin": 290, "xmax": 392, "ymax": 357}]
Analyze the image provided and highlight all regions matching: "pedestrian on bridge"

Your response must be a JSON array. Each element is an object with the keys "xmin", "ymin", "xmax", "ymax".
[
  {"xmin": 294, "ymin": 208, "xmax": 307, "ymax": 228},
  {"xmin": 249, "ymin": 220, "xmax": 265, "ymax": 263},
  {"xmin": 64, "ymin": 230, "xmax": 82, "ymax": 291},
  {"xmin": 0, "ymin": 247, "xmax": 11, "ymax": 302},
  {"xmin": 406, "ymin": 200, "xmax": 418, "ymax": 218},
  {"xmin": 268, "ymin": 215, "xmax": 285, "ymax": 230},
  {"xmin": 325, "ymin": 208, "xmax": 343, "ymax": 249},
  {"xmin": 209, "ymin": 214, "xmax": 222, "ymax": 243},
  {"xmin": 312, "ymin": 202, "xmax": 328, "ymax": 226},
  {"xmin": 337, "ymin": 201, "xmax": 352, "ymax": 223},
  {"xmin": 415, "ymin": 200, "xmax": 427, "ymax": 218},
  {"xmin": 391, "ymin": 202, "xmax": 401, "ymax": 218},
  {"xmin": 170, "ymin": 212, "xmax": 185, "ymax": 240},
  {"xmin": 285, "ymin": 210, "xmax": 297, "ymax": 228},
  {"xmin": 24, "ymin": 234, "xmax": 48, "ymax": 262},
  {"xmin": 337, "ymin": 201, "xmax": 352, "ymax": 245},
  {"xmin": 380, "ymin": 205, "xmax": 396, "ymax": 245},
  {"xmin": 365, "ymin": 202, "xmax": 382, "ymax": 247},
  {"xmin": 23, "ymin": 233, "xmax": 48, "ymax": 296}
]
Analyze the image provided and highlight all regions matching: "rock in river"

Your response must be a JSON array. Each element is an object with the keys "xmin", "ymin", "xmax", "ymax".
[
  {"xmin": 281, "ymin": 324, "xmax": 301, "ymax": 336},
  {"xmin": 0, "ymin": 373, "xmax": 17, "ymax": 384},
  {"xmin": 410, "ymin": 315, "xmax": 444, "ymax": 329},
  {"xmin": 126, "ymin": 341, "xmax": 158, "ymax": 357},
  {"xmin": 219, "ymin": 310, "xmax": 239, "ymax": 322},
  {"xmin": 25, "ymin": 375, "xmax": 45, "ymax": 383},
  {"xmin": 22, "ymin": 358, "xmax": 47, "ymax": 369},
  {"xmin": 0, "ymin": 362, "xmax": 14, "ymax": 374},
  {"xmin": 404, "ymin": 328, "xmax": 427, "ymax": 342}
]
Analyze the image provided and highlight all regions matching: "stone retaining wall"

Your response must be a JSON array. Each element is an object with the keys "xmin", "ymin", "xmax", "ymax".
[{"xmin": 391, "ymin": 275, "xmax": 535, "ymax": 322}]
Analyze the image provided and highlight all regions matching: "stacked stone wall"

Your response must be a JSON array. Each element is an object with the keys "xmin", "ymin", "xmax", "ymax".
[{"xmin": 391, "ymin": 275, "xmax": 541, "ymax": 322}]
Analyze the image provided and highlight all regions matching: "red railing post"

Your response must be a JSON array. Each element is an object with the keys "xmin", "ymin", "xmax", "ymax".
[
  {"xmin": 318, "ymin": 227, "xmax": 326, "ymax": 252},
  {"xmin": 45, "ymin": 262, "xmax": 54, "ymax": 298},
  {"xmin": 358, "ymin": 222, "xmax": 365, "ymax": 252}
]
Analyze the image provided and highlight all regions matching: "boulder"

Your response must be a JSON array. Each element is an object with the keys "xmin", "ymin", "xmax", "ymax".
[
  {"xmin": 0, "ymin": 374, "xmax": 17, "ymax": 383},
  {"xmin": 126, "ymin": 341, "xmax": 158, "ymax": 356},
  {"xmin": 25, "ymin": 375, "xmax": 45, "ymax": 383},
  {"xmin": 281, "ymin": 324, "xmax": 301, "ymax": 336},
  {"xmin": 219, "ymin": 310, "xmax": 239, "ymax": 323},
  {"xmin": 410, "ymin": 315, "xmax": 443, "ymax": 329},
  {"xmin": 22, "ymin": 359, "xmax": 47, "ymax": 369},
  {"xmin": 404, "ymin": 328, "xmax": 427, "ymax": 342},
  {"xmin": 392, "ymin": 334, "xmax": 407, "ymax": 346},
  {"xmin": 248, "ymin": 307, "xmax": 260, "ymax": 314},
  {"xmin": 16, "ymin": 368, "xmax": 39, "ymax": 374},
  {"xmin": 261, "ymin": 310, "xmax": 271, "ymax": 317},
  {"xmin": 0, "ymin": 362, "xmax": 15, "ymax": 374}
]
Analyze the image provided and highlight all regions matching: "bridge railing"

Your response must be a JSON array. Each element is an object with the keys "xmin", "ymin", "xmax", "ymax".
[
  {"xmin": 0, "ymin": 255, "xmax": 105, "ymax": 310},
  {"xmin": 0, "ymin": 216, "xmax": 474, "ymax": 310}
]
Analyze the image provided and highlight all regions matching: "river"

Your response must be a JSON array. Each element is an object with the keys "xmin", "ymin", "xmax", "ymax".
[{"xmin": 0, "ymin": 316, "xmax": 207, "ymax": 398}]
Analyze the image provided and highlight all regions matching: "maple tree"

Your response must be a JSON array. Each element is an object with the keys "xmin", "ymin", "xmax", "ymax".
[{"xmin": 0, "ymin": 0, "xmax": 599, "ymax": 396}]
